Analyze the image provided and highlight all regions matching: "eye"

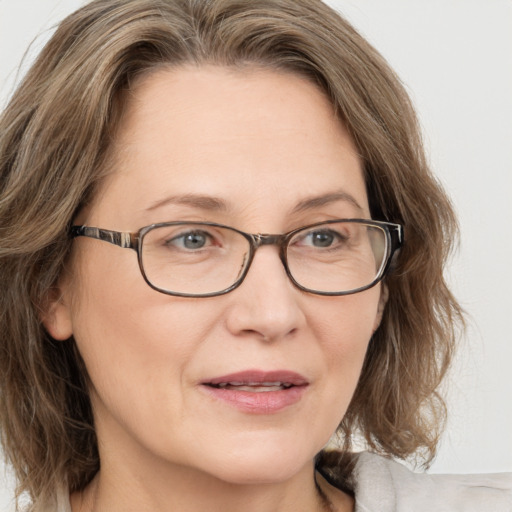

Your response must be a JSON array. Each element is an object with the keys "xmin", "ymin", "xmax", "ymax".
[
  {"xmin": 168, "ymin": 230, "xmax": 215, "ymax": 250},
  {"xmin": 308, "ymin": 230, "xmax": 335, "ymax": 247},
  {"xmin": 297, "ymin": 229, "xmax": 347, "ymax": 248}
]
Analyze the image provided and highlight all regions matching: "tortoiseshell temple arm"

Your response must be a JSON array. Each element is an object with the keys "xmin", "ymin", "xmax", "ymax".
[{"xmin": 70, "ymin": 226, "xmax": 139, "ymax": 250}]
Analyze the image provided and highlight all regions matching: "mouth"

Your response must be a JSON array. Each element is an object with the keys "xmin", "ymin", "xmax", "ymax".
[
  {"xmin": 203, "ymin": 370, "xmax": 308, "ymax": 390},
  {"xmin": 200, "ymin": 370, "xmax": 309, "ymax": 413},
  {"xmin": 207, "ymin": 381, "xmax": 296, "ymax": 392}
]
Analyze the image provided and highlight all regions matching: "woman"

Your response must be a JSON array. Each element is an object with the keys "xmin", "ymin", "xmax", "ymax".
[{"xmin": 0, "ymin": 0, "xmax": 510, "ymax": 511}]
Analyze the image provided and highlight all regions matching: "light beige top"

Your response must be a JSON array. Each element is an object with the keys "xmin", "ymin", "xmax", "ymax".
[{"xmin": 348, "ymin": 452, "xmax": 512, "ymax": 512}]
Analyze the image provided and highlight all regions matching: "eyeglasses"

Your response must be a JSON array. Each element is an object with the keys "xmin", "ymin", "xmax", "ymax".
[{"xmin": 70, "ymin": 219, "xmax": 403, "ymax": 297}]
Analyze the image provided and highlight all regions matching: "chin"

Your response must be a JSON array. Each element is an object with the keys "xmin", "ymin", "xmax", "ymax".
[
  {"xmin": 191, "ymin": 435, "xmax": 321, "ymax": 486},
  {"xmin": 211, "ymin": 460, "xmax": 309, "ymax": 486}
]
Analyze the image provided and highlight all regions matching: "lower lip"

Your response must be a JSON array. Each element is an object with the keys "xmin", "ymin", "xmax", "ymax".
[{"xmin": 201, "ymin": 385, "xmax": 308, "ymax": 414}]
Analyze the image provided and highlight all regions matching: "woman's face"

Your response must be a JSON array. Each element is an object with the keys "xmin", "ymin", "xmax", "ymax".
[{"xmin": 46, "ymin": 66, "xmax": 386, "ymax": 485}]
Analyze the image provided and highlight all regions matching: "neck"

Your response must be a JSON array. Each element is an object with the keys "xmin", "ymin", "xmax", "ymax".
[{"xmin": 72, "ymin": 455, "xmax": 352, "ymax": 512}]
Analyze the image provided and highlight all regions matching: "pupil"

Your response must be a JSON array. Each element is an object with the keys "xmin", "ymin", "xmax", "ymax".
[
  {"xmin": 184, "ymin": 232, "xmax": 206, "ymax": 249},
  {"xmin": 313, "ymin": 232, "xmax": 333, "ymax": 247}
]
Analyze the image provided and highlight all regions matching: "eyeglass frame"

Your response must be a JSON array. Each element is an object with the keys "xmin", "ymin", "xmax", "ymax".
[{"xmin": 70, "ymin": 218, "xmax": 403, "ymax": 298}]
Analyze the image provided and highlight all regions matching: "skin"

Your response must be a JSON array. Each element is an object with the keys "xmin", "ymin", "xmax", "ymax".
[{"xmin": 44, "ymin": 66, "xmax": 387, "ymax": 512}]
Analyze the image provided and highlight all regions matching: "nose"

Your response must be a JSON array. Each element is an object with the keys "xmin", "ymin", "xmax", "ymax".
[{"xmin": 224, "ymin": 245, "xmax": 306, "ymax": 342}]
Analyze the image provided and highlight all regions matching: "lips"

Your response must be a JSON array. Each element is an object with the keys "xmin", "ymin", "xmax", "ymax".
[{"xmin": 201, "ymin": 370, "xmax": 309, "ymax": 413}]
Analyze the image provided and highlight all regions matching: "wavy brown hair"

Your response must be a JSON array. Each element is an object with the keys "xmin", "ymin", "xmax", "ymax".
[{"xmin": 0, "ymin": 0, "xmax": 463, "ymax": 509}]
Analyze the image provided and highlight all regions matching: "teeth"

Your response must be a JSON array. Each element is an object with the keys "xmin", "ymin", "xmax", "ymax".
[
  {"xmin": 238, "ymin": 385, "xmax": 282, "ymax": 392},
  {"xmin": 214, "ymin": 382, "xmax": 293, "ymax": 391}
]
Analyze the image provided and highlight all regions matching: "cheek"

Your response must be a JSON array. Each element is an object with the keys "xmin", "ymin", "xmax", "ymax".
[
  {"xmin": 68, "ymin": 246, "xmax": 218, "ymax": 410},
  {"xmin": 309, "ymin": 289, "xmax": 381, "ymax": 407},
  {"xmin": 314, "ymin": 287, "xmax": 379, "ymax": 353}
]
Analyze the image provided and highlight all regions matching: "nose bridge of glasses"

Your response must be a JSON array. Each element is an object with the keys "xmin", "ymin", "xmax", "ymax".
[
  {"xmin": 252, "ymin": 233, "xmax": 285, "ymax": 247},
  {"xmin": 251, "ymin": 233, "xmax": 290, "ymax": 265},
  {"xmin": 248, "ymin": 233, "xmax": 290, "ymax": 276},
  {"xmin": 243, "ymin": 233, "xmax": 291, "ymax": 288}
]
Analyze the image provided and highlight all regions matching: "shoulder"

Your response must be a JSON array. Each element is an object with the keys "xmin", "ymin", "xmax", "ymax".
[{"xmin": 318, "ymin": 451, "xmax": 512, "ymax": 512}]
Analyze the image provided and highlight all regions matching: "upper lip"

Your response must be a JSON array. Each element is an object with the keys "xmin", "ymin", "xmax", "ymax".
[{"xmin": 203, "ymin": 370, "xmax": 309, "ymax": 387}]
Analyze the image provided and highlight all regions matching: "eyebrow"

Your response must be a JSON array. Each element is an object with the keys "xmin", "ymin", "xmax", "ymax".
[
  {"xmin": 145, "ymin": 190, "xmax": 364, "ymax": 216},
  {"xmin": 292, "ymin": 191, "xmax": 365, "ymax": 214},
  {"xmin": 145, "ymin": 194, "xmax": 229, "ymax": 212}
]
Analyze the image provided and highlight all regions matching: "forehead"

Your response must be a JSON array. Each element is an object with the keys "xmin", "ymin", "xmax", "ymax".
[{"xmin": 87, "ymin": 65, "xmax": 368, "ymax": 228}]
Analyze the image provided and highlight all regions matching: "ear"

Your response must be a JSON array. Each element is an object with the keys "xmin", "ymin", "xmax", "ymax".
[
  {"xmin": 372, "ymin": 283, "xmax": 389, "ymax": 333},
  {"xmin": 41, "ymin": 286, "xmax": 73, "ymax": 341}
]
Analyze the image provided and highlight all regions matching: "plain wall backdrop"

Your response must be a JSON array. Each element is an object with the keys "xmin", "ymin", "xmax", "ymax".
[{"xmin": 1, "ymin": 0, "xmax": 511, "ymax": 509}]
